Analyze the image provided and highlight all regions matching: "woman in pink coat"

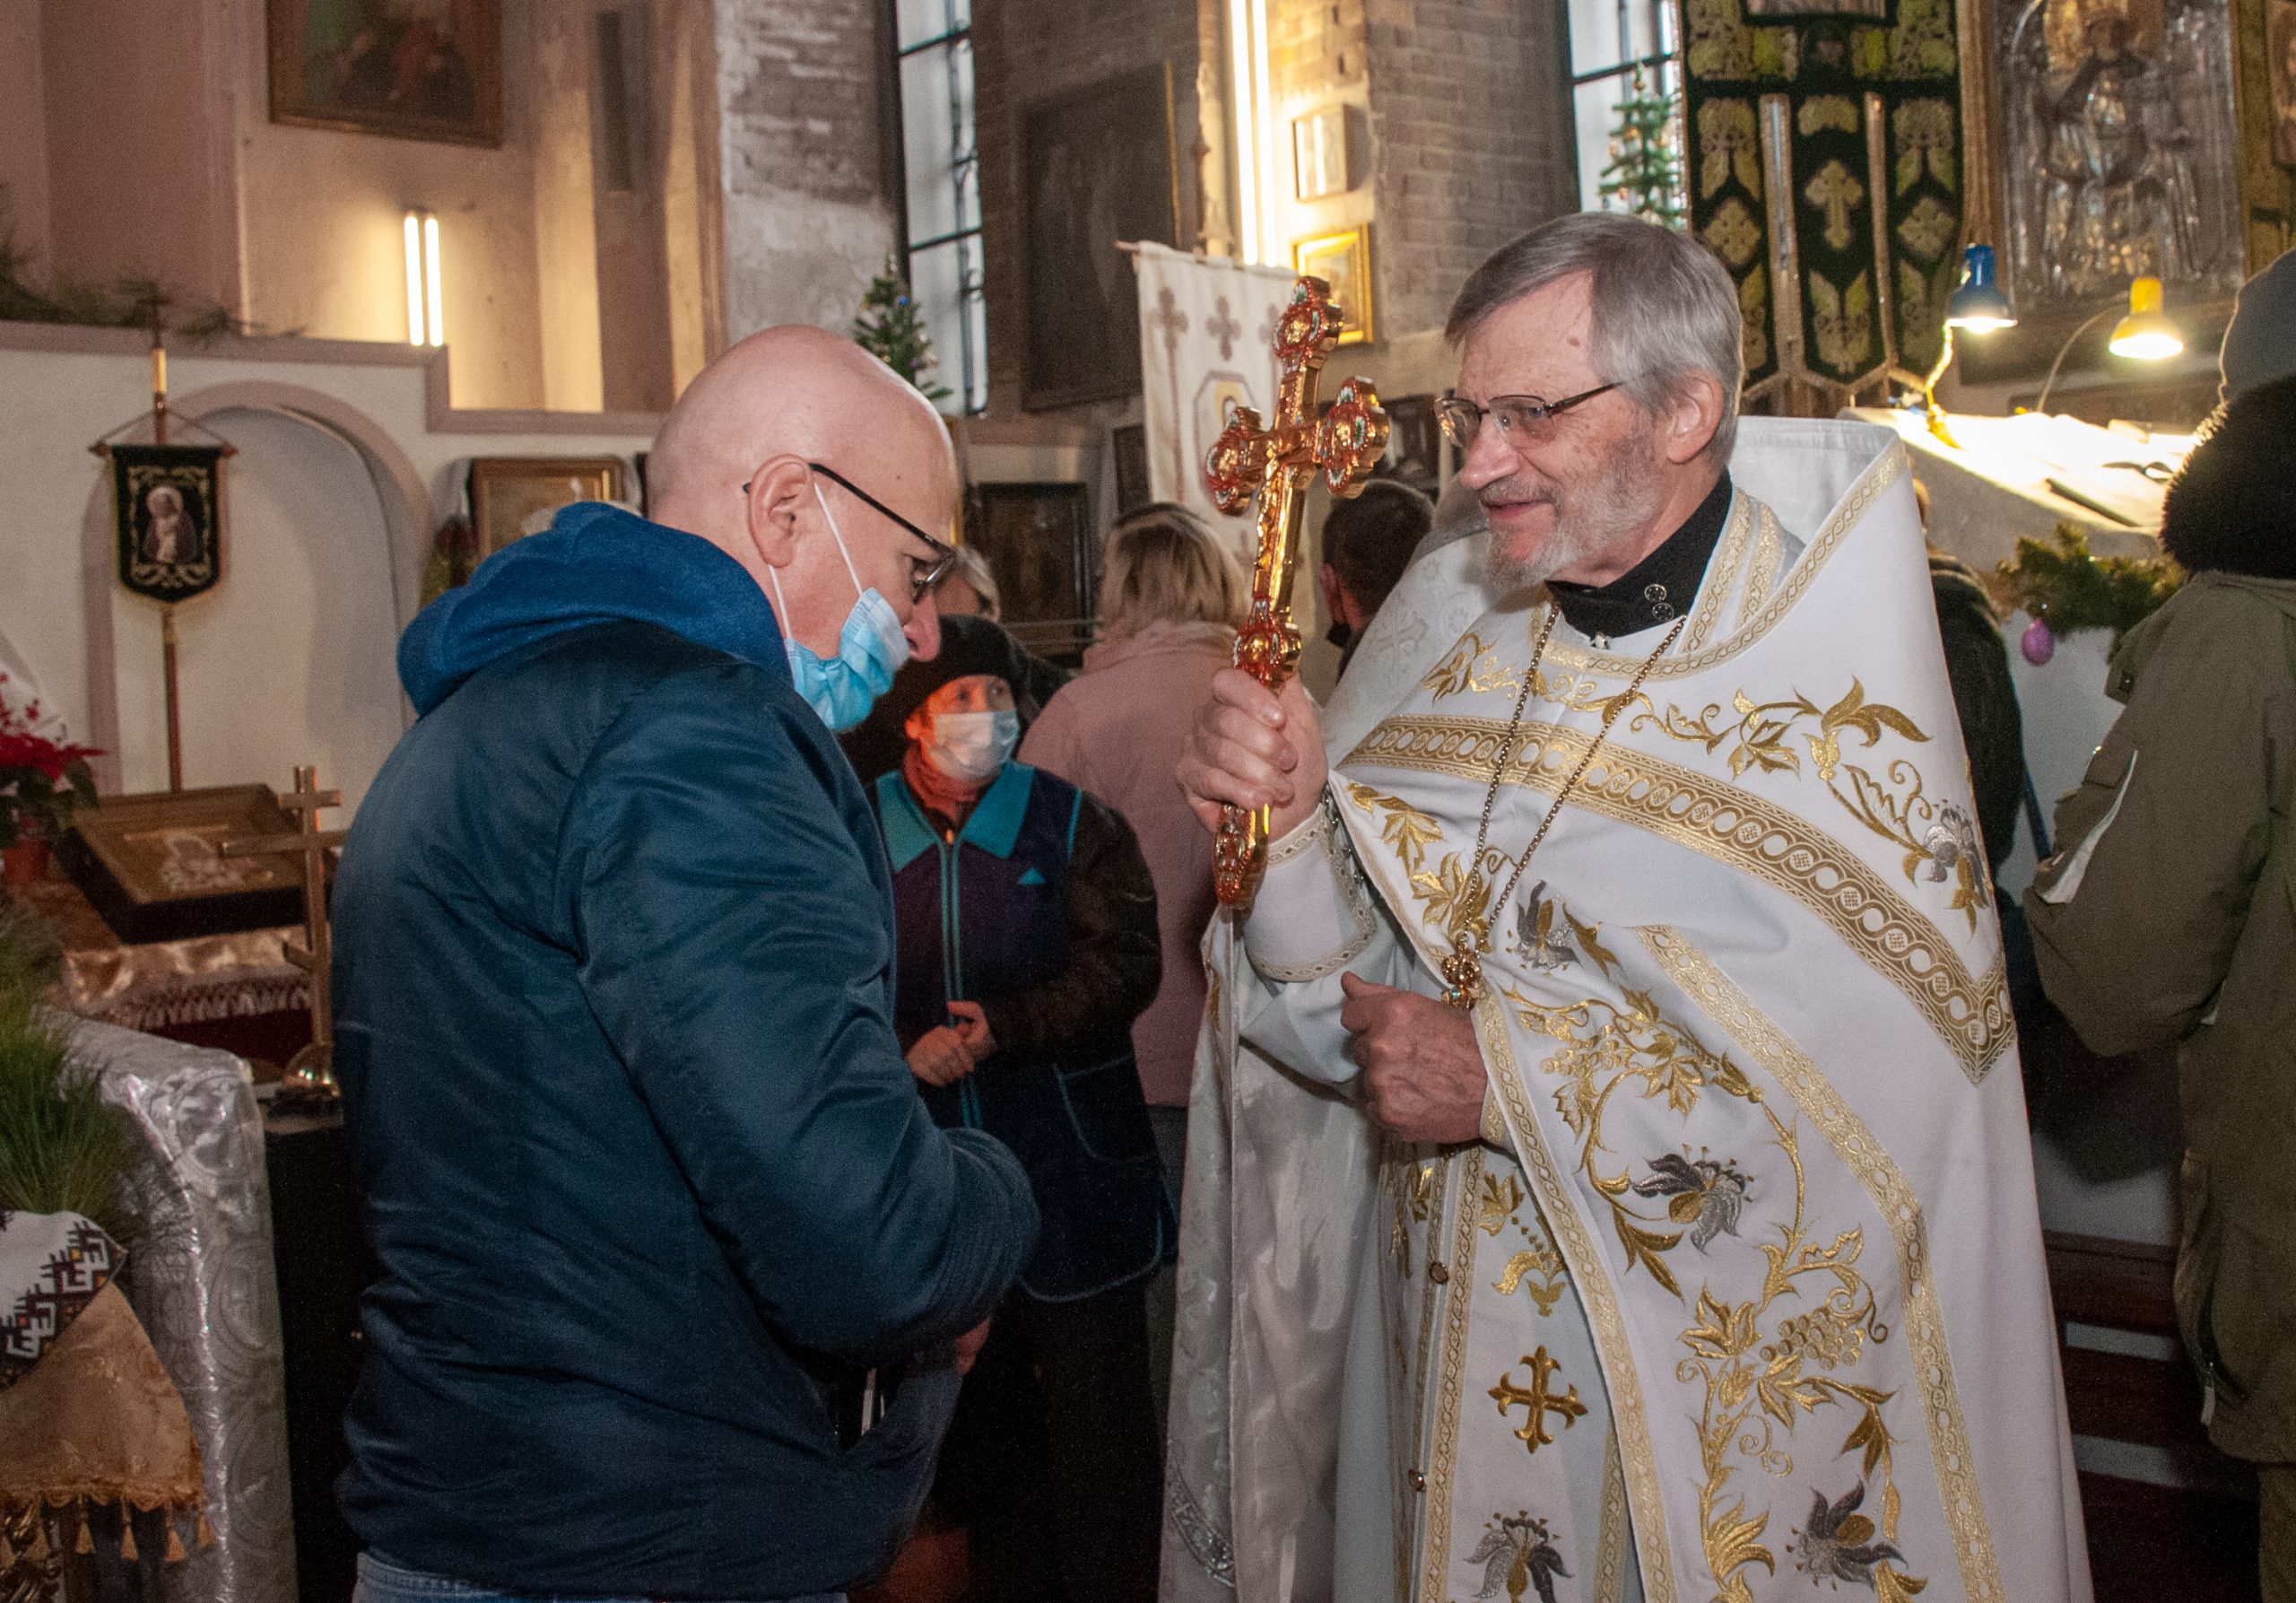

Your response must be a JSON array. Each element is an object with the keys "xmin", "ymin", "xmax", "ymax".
[{"xmin": 1018, "ymin": 501, "xmax": 1245, "ymax": 1406}]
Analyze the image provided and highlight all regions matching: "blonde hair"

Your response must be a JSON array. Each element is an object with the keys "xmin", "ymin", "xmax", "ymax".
[{"xmin": 1098, "ymin": 502, "xmax": 1248, "ymax": 638}]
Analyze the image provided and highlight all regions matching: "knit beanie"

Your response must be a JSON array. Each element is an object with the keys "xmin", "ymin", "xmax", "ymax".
[{"xmin": 2221, "ymin": 249, "xmax": 2296, "ymax": 404}]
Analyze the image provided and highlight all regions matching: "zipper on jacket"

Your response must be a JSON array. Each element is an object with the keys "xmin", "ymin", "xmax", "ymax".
[{"xmin": 937, "ymin": 835, "xmax": 984, "ymax": 1130}]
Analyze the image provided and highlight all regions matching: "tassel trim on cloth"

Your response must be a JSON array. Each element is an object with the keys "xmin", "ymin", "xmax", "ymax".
[{"xmin": 0, "ymin": 1493, "xmax": 210, "ymax": 1571}]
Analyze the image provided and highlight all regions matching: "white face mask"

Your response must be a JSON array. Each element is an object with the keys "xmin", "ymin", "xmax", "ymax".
[{"xmin": 922, "ymin": 709, "xmax": 1020, "ymax": 783}]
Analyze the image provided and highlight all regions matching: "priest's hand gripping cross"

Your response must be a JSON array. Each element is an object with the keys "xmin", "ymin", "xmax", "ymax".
[{"xmin": 1203, "ymin": 274, "xmax": 1388, "ymax": 907}]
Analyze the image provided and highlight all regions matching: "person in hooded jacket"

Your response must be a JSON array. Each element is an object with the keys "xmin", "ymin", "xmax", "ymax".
[
  {"xmin": 2024, "ymin": 248, "xmax": 2296, "ymax": 1601},
  {"xmin": 331, "ymin": 327, "xmax": 1039, "ymax": 1603},
  {"xmin": 869, "ymin": 656, "xmax": 1170, "ymax": 1603}
]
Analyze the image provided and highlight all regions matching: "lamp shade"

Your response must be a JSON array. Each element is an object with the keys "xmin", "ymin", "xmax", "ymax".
[
  {"xmin": 1944, "ymin": 244, "xmax": 2016, "ymax": 331},
  {"xmin": 2108, "ymin": 275, "xmax": 2182, "ymax": 361}
]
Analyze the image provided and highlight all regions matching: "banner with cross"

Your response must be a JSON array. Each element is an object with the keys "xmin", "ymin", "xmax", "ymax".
[{"xmin": 1131, "ymin": 242, "xmax": 1299, "ymax": 566}]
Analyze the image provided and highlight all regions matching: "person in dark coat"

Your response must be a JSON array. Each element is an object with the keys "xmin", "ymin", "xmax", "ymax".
[
  {"xmin": 839, "ymin": 611, "xmax": 1069, "ymax": 786},
  {"xmin": 332, "ymin": 327, "xmax": 1039, "ymax": 1603},
  {"xmin": 870, "ymin": 666, "xmax": 1170, "ymax": 1603},
  {"xmin": 1318, "ymin": 478, "xmax": 1432, "ymax": 675}
]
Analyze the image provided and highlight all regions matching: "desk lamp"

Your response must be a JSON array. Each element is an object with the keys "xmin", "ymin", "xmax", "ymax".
[
  {"xmin": 1907, "ymin": 243, "xmax": 2016, "ymax": 448},
  {"xmin": 2033, "ymin": 275, "xmax": 2184, "ymax": 414}
]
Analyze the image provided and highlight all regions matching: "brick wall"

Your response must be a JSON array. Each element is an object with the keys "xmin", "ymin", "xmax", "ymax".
[
  {"xmin": 971, "ymin": 0, "xmax": 1205, "ymax": 418},
  {"xmin": 715, "ymin": 0, "xmax": 897, "ymax": 340},
  {"xmin": 1362, "ymin": 0, "xmax": 1577, "ymax": 336}
]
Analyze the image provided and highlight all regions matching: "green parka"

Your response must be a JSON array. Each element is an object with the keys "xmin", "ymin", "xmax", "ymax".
[{"xmin": 2025, "ymin": 566, "xmax": 2296, "ymax": 1462}]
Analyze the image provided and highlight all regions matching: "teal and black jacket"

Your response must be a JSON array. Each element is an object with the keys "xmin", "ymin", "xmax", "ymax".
[
  {"xmin": 873, "ymin": 762, "xmax": 1174, "ymax": 1302},
  {"xmin": 334, "ymin": 503, "xmax": 1039, "ymax": 1600}
]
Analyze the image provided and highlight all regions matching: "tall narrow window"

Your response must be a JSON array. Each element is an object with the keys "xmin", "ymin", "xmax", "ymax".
[
  {"xmin": 889, "ymin": 0, "xmax": 985, "ymax": 415},
  {"xmin": 1567, "ymin": 0, "xmax": 1686, "ymax": 223}
]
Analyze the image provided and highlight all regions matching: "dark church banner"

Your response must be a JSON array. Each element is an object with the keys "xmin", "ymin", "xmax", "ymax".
[
  {"xmin": 1022, "ymin": 65, "xmax": 1182, "ymax": 411},
  {"xmin": 1681, "ymin": 0, "xmax": 1965, "ymax": 396},
  {"xmin": 109, "ymin": 444, "xmax": 224, "ymax": 605}
]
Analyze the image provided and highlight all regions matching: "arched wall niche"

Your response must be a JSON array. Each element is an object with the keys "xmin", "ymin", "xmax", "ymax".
[{"xmin": 79, "ymin": 382, "xmax": 435, "ymax": 810}]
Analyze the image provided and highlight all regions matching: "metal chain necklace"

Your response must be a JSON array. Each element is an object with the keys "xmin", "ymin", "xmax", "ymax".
[{"xmin": 1438, "ymin": 607, "xmax": 1687, "ymax": 1010}]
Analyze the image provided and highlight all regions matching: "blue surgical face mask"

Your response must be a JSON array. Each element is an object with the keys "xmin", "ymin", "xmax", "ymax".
[{"xmin": 770, "ymin": 484, "xmax": 911, "ymax": 731}]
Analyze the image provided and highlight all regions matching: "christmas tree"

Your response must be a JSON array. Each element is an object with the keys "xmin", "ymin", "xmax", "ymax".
[
  {"xmin": 1599, "ymin": 69, "xmax": 1685, "ymax": 230},
  {"xmin": 852, "ymin": 258, "xmax": 952, "ymax": 403}
]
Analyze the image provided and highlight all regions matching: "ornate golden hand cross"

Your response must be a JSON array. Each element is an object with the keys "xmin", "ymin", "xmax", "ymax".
[
  {"xmin": 1204, "ymin": 275, "xmax": 1388, "ymax": 907},
  {"xmin": 223, "ymin": 765, "xmax": 344, "ymax": 1100}
]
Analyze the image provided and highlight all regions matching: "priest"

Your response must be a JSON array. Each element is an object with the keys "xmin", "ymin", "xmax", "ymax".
[{"xmin": 1165, "ymin": 214, "xmax": 2091, "ymax": 1603}]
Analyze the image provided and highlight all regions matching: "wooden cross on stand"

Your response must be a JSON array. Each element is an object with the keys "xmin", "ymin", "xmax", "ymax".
[
  {"xmin": 1203, "ymin": 275, "xmax": 1389, "ymax": 907},
  {"xmin": 222, "ymin": 766, "xmax": 345, "ymax": 1100}
]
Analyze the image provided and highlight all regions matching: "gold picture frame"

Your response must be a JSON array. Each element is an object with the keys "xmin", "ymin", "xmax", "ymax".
[
  {"xmin": 1293, "ymin": 227, "xmax": 1374, "ymax": 346},
  {"xmin": 266, "ymin": 0, "xmax": 503, "ymax": 147},
  {"xmin": 467, "ymin": 457, "xmax": 628, "ymax": 556}
]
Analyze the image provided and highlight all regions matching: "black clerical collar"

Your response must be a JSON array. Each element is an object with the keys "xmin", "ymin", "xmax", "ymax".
[{"xmin": 1547, "ymin": 471, "xmax": 1733, "ymax": 646}]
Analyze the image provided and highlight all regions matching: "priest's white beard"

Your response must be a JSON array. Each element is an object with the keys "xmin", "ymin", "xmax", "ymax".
[{"xmin": 1480, "ymin": 415, "xmax": 1668, "ymax": 592}]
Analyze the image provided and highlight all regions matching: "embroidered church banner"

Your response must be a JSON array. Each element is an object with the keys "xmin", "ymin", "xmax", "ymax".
[
  {"xmin": 1682, "ymin": 0, "xmax": 1966, "ymax": 391},
  {"xmin": 1133, "ymin": 243, "xmax": 1298, "ymax": 565},
  {"xmin": 108, "ymin": 444, "xmax": 225, "ymax": 605}
]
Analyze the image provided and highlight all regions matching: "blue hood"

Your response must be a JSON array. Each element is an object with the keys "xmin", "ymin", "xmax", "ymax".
[{"xmin": 398, "ymin": 502, "xmax": 787, "ymax": 714}]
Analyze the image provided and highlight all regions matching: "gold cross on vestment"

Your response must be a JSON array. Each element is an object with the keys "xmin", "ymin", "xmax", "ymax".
[
  {"xmin": 1489, "ymin": 1345, "xmax": 1588, "ymax": 1453},
  {"xmin": 223, "ymin": 764, "xmax": 344, "ymax": 1099},
  {"xmin": 1203, "ymin": 275, "xmax": 1388, "ymax": 907}
]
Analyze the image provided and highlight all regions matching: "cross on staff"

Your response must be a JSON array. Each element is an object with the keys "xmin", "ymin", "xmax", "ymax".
[
  {"xmin": 222, "ymin": 766, "xmax": 344, "ymax": 1098},
  {"xmin": 1488, "ymin": 1345, "xmax": 1588, "ymax": 1453},
  {"xmin": 1203, "ymin": 274, "xmax": 1388, "ymax": 908}
]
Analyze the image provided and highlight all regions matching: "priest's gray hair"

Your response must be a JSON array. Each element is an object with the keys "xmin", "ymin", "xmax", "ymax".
[{"xmin": 1445, "ymin": 213, "xmax": 1743, "ymax": 464}]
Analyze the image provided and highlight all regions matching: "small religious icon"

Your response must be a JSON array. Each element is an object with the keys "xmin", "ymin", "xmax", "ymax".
[{"xmin": 108, "ymin": 443, "xmax": 224, "ymax": 605}]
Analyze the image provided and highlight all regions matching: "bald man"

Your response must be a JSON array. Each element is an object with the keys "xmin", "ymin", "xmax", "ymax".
[{"xmin": 334, "ymin": 327, "xmax": 1040, "ymax": 1603}]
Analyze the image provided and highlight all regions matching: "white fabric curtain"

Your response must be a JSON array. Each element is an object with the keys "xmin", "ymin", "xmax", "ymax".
[{"xmin": 1132, "ymin": 243, "xmax": 1297, "ymax": 566}]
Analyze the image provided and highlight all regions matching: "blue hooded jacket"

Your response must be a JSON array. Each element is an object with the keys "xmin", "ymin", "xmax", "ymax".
[{"xmin": 333, "ymin": 502, "xmax": 1039, "ymax": 1599}]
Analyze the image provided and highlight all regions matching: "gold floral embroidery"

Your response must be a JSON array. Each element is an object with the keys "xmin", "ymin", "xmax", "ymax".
[
  {"xmin": 1345, "ymin": 713, "xmax": 2013, "ymax": 1082},
  {"xmin": 1797, "ymin": 95, "xmax": 1859, "ymax": 136},
  {"xmin": 1696, "ymin": 97, "xmax": 1761, "ymax": 194},
  {"xmin": 1657, "ymin": 1046, "xmax": 1925, "ymax": 1603},
  {"xmin": 1423, "ymin": 632, "xmax": 1523, "ymax": 700},
  {"xmin": 1892, "ymin": 98, "xmax": 1957, "ymax": 194},
  {"xmin": 1895, "ymin": 193, "xmax": 1956, "ymax": 265},
  {"xmin": 1343, "ymin": 781, "xmax": 1443, "ymax": 875},
  {"xmin": 1500, "ymin": 985, "xmax": 1755, "ymax": 1298},
  {"xmin": 1480, "ymin": 1169, "xmax": 1570, "ymax": 1315},
  {"xmin": 1388, "ymin": 1154, "xmax": 1439, "ymax": 1279},
  {"xmin": 1635, "ymin": 680, "xmax": 1989, "ymax": 928},
  {"xmin": 1809, "ymin": 270, "xmax": 1875, "ymax": 371},
  {"xmin": 1644, "ymin": 927, "xmax": 2002, "ymax": 1601},
  {"xmin": 1496, "ymin": 959, "xmax": 1927, "ymax": 1602},
  {"xmin": 1704, "ymin": 197, "xmax": 1761, "ymax": 268}
]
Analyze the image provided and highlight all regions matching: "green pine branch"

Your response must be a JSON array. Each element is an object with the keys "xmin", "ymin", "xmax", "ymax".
[{"xmin": 1994, "ymin": 522, "xmax": 2184, "ymax": 645}]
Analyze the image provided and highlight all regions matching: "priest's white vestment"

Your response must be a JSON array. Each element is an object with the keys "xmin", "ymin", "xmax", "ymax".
[{"xmin": 1161, "ymin": 419, "xmax": 2091, "ymax": 1603}]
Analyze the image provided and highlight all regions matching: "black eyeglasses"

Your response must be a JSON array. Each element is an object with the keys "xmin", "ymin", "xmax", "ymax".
[
  {"xmin": 1435, "ymin": 384, "xmax": 1620, "ymax": 450},
  {"xmin": 741, "ymin": 461, "xmax": 960, "ymax": 603}
]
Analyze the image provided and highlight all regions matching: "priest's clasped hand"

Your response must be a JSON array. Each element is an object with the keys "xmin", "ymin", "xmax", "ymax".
[
  {"xmin": 1338, "ymin": 971, "xmax": 1490, "ymax": 1145},
  {"xmin": 1176, "ymin": 667, "xmax": 1328, "ymax": 841},
  {"xmin": 906, "ymin": 1000, "xmax": 996, "ymax": 1087}
]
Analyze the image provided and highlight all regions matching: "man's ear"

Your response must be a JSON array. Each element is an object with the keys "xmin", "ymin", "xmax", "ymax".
[
  {"xmin": 744, "ymin": 457, "xmax": 814, "ymax": 569},
  {"xmin": 1318, "ymin": 562, "xmax": 1346, "ymax": 626},
  {"xmin": 1661, "ymin": 371, "xmax": 1726, "ymax": 466}
]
